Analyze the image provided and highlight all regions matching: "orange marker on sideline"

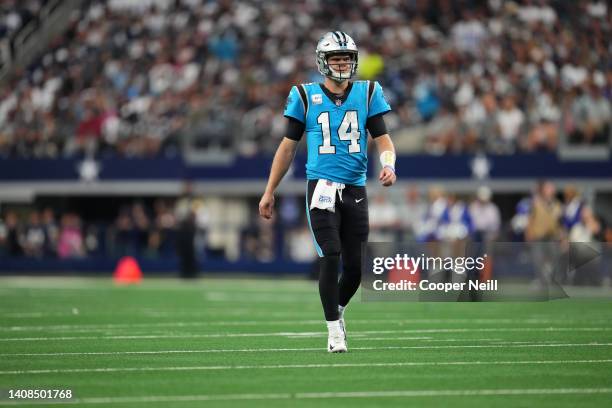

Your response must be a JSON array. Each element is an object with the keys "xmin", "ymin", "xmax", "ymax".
[{"xmin": 113, "ymin": 256, "xmax": 143, "ymax": 284}]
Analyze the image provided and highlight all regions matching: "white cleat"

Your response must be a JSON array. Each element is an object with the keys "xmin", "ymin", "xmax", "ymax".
[{"xmin": 327, "ymin": 333, "xmax": 348, "ymax": 353}]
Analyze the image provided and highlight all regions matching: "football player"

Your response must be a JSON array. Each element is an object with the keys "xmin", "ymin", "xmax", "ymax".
[{"xmin": 259, "ymin": 31, "xmax": 396, "ymax": 352}]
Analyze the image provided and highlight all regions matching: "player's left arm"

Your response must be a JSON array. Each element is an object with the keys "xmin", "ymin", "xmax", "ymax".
[
  {"xmin": 374, "ymin": 134, "xmax": 396, "ymax": 187},
  {"xmin": 367, "ymin": 81, "xmax": 395, "ymax": 187}
]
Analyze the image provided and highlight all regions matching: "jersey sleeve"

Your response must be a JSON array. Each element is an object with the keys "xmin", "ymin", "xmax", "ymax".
[
  {"xmin": 283, "ymin": 86, "xmax": 306, "ymax": 123},
  {"xmin": 368, "ymin": 81, "xmax": 391, "ymax": 118}
]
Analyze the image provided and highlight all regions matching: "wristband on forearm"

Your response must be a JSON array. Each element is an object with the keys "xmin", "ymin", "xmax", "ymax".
[{"xmin": 380, "ymin": 150, "xmax": 396, "ymax": 172}]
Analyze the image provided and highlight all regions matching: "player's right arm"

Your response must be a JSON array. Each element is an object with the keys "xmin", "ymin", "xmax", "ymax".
[
  {"xmin": 260, "ymin": 86, "xmax": 307, "ymax": 219},
  {"xmin": 259, "ymin": 137, "xmax": 299, "ymax": 219}
]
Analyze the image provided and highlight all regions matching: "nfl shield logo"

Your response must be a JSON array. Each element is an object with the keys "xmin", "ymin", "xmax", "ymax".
[{"xmin": 335, "ymin": 99, "xmax": 342, "ymax": 106}]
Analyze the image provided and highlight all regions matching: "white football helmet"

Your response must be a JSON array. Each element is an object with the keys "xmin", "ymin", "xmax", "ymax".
[{"xmin": 316, "ymin": 31, "xmax": 358, "ymax": 82}]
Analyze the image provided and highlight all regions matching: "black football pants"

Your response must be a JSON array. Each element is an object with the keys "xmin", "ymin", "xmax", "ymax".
[{"xmin": 306, "ymin": 180, "xmax": 369, "ymax": 321}]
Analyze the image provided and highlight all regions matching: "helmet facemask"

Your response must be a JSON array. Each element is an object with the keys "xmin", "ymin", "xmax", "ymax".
[{"xmin": 319, "ymin": 51, "xmax": 358, "ymax": 82}]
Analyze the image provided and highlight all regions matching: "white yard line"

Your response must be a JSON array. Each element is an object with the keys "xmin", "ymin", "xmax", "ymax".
[
  {"xmin": 1, "ymin": 310, "xmax": 320, "ymax": 319},
  {"xmin": 1, "ymin": 344, "xmax": 611, "ymax": 362},
  {"xmin": 2, "ymin": 327, "xmax": 611, "ymax": 342},
  {"xmin": 0, "ymin": 277, "xmax": 314, "ymax": 290},
  {"xmin": 0, "ymin": 385, "xmax": 611, "ymax": 406},
  {"xmin": 0, "ymin": 339, "xmax": 587, "ymax": 357},
  {"xmin": 297, "ymin": 387, "xmax": 612, "ymax": 399},
  {"xmin": 284, "ymin": 333, "xmax": 377, "ymax": 339},
  {"xmin": 2, "ymin": 320, "xmax": 612, "ymax": 332},
  {"xmin": 0, "ymin": 320, "xmax": 330, "ymax": 332},
  {"xmin": 3, "ymin": 359, "xmax": 612, "ymax": 375},
  {"xmin": 203, "ymin": 293, "xmax": 316, "ymax": 302},
  {"xmin": 1, "ymin": 309, "xmax": 609, "ymax": 325},
  {"xmin": 358, "ymin": 337, "xmax": 508, "ymax": 342},
  {"xmin": 424, "ymin": 338, "xmax": 504, "ymax": 342},
  {"xmin": 4, "ymin": 388, "xmax": 612, "ymax": 406}
]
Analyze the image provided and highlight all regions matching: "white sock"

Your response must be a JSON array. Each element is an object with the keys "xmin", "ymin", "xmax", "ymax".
[
  {"xmin": 338, "ymin": 305, "xmax": 346, "ymax": 319},
  {"xmin": 326, "ymin": 320, "xmax": 342, "ymax": 336}
]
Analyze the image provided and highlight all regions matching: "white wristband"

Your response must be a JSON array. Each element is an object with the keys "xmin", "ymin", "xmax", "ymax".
[{"xmin": 380, "ymin": 150, "xmax": 396, "ymax": 172}]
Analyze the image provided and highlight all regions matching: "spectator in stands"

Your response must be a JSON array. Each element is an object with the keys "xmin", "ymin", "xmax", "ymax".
[
  {"xmin": 511, "ymin": 196, "xmax": 532, "ymax": 242},
  {"xmin": 287, "ymin": 225, "xmax": 317, "ymax": 263},
  {"xmin": 479, "ymin": 93, "xmax": 499, "ymax": 152},
  {"xmin": 525, "ymin": 89, "xmax": 560, "ymax": 151},
  {"xmin": 369, "ymin": 192, "xmax": 400, "ymax": 242},
  {"xmin": 131, "ymin": 202, "xmax": 151, "ymax": 255},
  {"xmin": 0, "ymin": 214, "xmax": 7, "ymax": 256},
  {"xmin": 153, "ymin": 198, "xmax": 176, "ymax": 256},
  {"xmin": 526, "ymin": 181, "xmax": 562, "ymax": 287},
  {"xmin": 41, "ymin": 207, "xmax": 58, "ymax": 257},
  {"xmin": 244, "ymin": 215, "xmax": 276, "ymax": 263},
  {"xmin": 174, "ymin": 183, "xmax": 198, "ymax": 278},
  {"xmin": 601, "ymin": 219, "xmax": 612, "ymax": 288},
  {"xmin": 469, "ymin": 186, "xmax": 501, "ymax": 244},
  {"xmin": 1, "ymin": 0, "xmax": 610, "ymax": 157},
  {"xmin": 561, "ymin": 185, "xmax": 602, "ymax": 285},
  {"xmin": 20, "ymin": 210, "xmax": 45, "ymax": 258},
  {"xmin": 569, "ymin": 84, "xmax": 611, "ymax": 145},
  {"xmin": 494, "ymin": 95, "xmax": 525, "ymax": 154},
  {"xmin": 468, "ymin": 186, "xmax": 500, "ymax": 297},
  {"xmin": 84, "ymin": 225, "xmax": 101, "ymax": 256},
  {"xmin": 424, "ymin": 106, "xmax": 460, "ymax": 154},
  {"xmin": 416, "ymin": 186, "xmax": 448, "ymax": 243},
  {"xmin": 451, "ymin": 9, "xmax": 487, "ymax": 55},
  {"xmin": 517, "ymin": 0, "xmax": 557, "ymax": 25},
  {"xmin": 143, "ymin": 229, "xmax": 162, "ymax": 260},
  {"xmin": 456, "ymin": 89, "xmax": 485, "ymax": 153},
  {"xmin": 562, "ymin": 185, "xmax": 586, "ymax": 237},
  {"xmin": 561, "ymin": 185, "xmax": 601, "ymax": 242},
  {"xmin": 439, "ymin": 193, "xmax": 474, "ymax": 244},
  {"xmin": 57, "ymin": 213, "xmax": 84, "ymax": 259},
  {"xmin": 3, "ymin": 210, "xmax": 22, "ymax": 256},
  {"xmin": 588, "ymin": 85, "xmax": 611, "ymax": 144},
  {"xmin": 113, "ymin": 207, "xmax": 135, "ymax": 256},
  {"xmin": 398, "ymin": 185, "xmax": 427, "ymax": 241},
  {"xmin": 526, "ymin": 181, "xmax": 562, "ymax": 242}
]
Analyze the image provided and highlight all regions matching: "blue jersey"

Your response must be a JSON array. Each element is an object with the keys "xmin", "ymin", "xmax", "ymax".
[{"xmin": 284, "ymin": 81, "xmax": 391, "ymax": 186}]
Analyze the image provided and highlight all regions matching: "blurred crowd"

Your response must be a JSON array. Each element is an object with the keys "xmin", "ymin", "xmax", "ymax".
[
  {"xmin": 2, "ymin": 183, "xmax": 611, "ymax": 283},
  {"xmin": 369, "ymin": 182, "xmax": 609, "ymax": 246},
  {"xmin": 0, "ymin": 0, "xmax": 610, "ymax": 159},
  {"xmin": 0, "ymin": 196, "xmax": 275, "ymax": 262},
  {"xmin": 0, "ymin": 200, "xmax": 177, "ymax": 260},
  {"xmin": 0, "ymin": 0, "xmax": 46, "ymax": 53},
  {"xmin": 371, "ymin": 181, "xmax": 611, "ymax": 285},
  {"xmin": 0, "ymin": 207, "xmax": 93, "ymax": 259}
]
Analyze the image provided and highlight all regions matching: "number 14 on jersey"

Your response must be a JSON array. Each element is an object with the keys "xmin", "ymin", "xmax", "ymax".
[{"xmin": 317, "ymin": 111, "xmax": 361, "ymax": 155}]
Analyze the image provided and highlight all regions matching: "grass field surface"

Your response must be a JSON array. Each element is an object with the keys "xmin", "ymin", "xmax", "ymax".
[{"xmin": 0, "ymin": 276, "xmax": 611, "ymax": 407}]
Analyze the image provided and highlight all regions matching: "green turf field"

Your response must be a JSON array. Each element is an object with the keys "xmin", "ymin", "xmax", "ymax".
[{"xmin": 1, "ymin": 276, "xmax": 611, "ymax": 407}]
